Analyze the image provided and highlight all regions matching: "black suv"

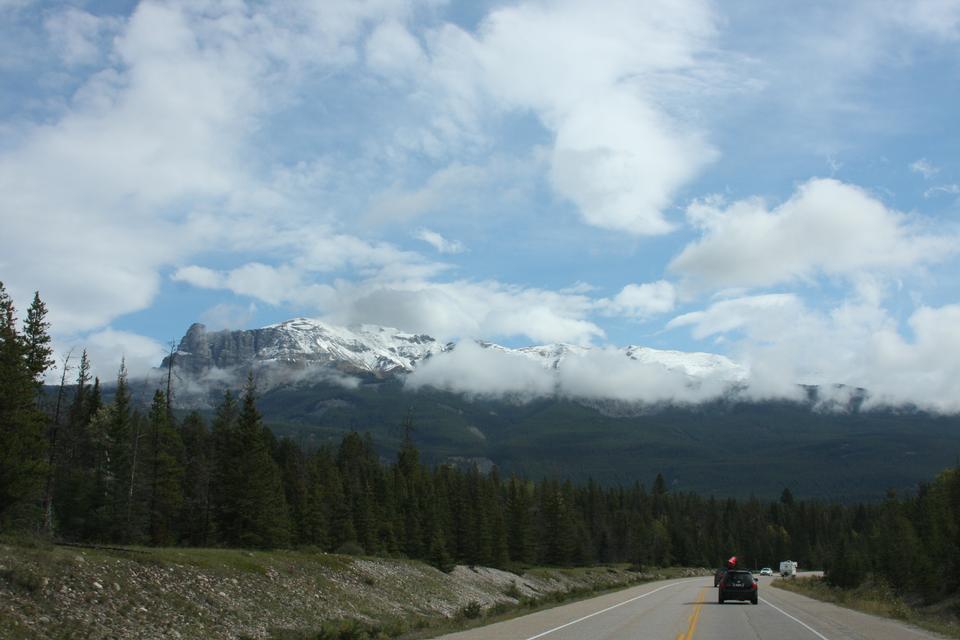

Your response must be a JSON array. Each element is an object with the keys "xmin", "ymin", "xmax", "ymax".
[{"xmin": 718, "ymin": 569, "xmax": 758, "ymax": 604}]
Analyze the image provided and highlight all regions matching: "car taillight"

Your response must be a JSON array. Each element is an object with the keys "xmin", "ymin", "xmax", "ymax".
[{"xmin": 751, "ymin": 582, "xmax": 758, "ymax": 590}]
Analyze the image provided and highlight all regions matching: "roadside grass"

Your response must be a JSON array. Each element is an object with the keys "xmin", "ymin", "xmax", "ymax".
[
  {"xmin": 265, "ymin": 565, "xmax": 709, "ymax": 640},
  {"xmin": 1, "ymin": 536, "xmax": 707, "ymax": 640},
  {"xmin": 773, "ymin": 576, "xmax": 960, "ymax": 639}
]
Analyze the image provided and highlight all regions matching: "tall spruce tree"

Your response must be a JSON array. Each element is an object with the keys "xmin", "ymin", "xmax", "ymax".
[
  {"xmin": 22, "ymin": 292, "xmax": 54, "ymax": 393},
  {"xmin": 105, "ymin": 361, "xmax": 136, "ymax": 542},
  {"xmin": 145, "ymin": 389, "xmax": 184, "ymax": 545},
  {"xmin": 228, "ymin": 375, "xmax": 291, "ymax": 547},
  {"xmin": 53, "ymin": 352, "xmax": 98, "ymax": 539},
  {"xmin": 179, "ymin": 411, "xmax": 213, "ymax": 546},
  {"xmin": 0, "ymin": 283, "xmax": 48, "ymax": 528}
]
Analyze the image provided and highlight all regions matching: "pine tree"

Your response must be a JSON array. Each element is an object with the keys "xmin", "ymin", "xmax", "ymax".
[
  {"xmin": 229, "ymin": 376, "xmax": 291, "ymax": 548},
  {"xmin": 179, "ymin": 411, "xmax": 213, "ymax": 546},
  {"xmin": 0, "ymin": 283, "xmax": 48, "ymax": 528},
  {"xmin": 104, "ymin": 361, "xmax": 135, "ymax": 542},
  {"xmin": 52, "ymin": 351, "xmax": 98, "ymax": 538},
  {"xmin": 145, "ymin": 389, "xmax": 184, "ymax": 545},
  {"xmin": 210, "ymin": 389, "xmax": 239, "ymax": 545},
  {"xmin": 277, "ymin": 438, "xmax": 310, "ymax": 545},
  {"xmin": 22, "ymin": 292, "xmax": 54, "ymax": 393}
]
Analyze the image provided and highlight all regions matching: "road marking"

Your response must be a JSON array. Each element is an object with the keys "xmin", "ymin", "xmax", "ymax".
[
  {"xmin": 760, "ymin": 597, "xmax": 831, "ymax": 640},
  {"xmin": 676, "ymin": 588, "xmax": 706, "ymax": 640},
  {"xmin": 523, "ymin": 579, "xmax": 698, "ymax": 640}
]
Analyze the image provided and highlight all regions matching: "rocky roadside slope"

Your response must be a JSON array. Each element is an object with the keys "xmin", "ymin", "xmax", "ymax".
[{"xmin": 0, "ymin": 540, "xmax": 707, "ymax": 639}]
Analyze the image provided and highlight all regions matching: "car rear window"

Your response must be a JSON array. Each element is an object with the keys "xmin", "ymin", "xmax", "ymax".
[{"xmin": 726, "ymin": 571, "xmax": 752, "ymax": 580}]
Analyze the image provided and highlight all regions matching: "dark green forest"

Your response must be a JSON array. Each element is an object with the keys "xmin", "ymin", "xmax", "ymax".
[{"xmin": 3, "ymin": 283, "xmax": 960, "ymax": 604}]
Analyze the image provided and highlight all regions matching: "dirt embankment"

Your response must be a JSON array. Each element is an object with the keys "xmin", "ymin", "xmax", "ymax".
[{"xmin": 0, "ymin": 541, "xmax": 705, "ymax": 639}]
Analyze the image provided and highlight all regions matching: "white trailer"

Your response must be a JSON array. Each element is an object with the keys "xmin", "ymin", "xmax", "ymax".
[{"xmin": 779, "ymin": 560, "xmax": 798, "ymax": 577}]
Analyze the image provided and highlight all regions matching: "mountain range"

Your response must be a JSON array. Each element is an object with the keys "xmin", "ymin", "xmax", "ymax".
[
  {"xmin": 158, "ymin": 318, "xmax": 960, "ymax": 502},
  {"xmin": 164, "ymin": 317, "xmax": 747, "ymax": 386}
]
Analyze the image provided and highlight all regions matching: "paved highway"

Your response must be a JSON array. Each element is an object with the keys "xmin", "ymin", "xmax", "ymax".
[{"xmin": 436, "ymin": 574, "xmax": 945, "ymax": 640}]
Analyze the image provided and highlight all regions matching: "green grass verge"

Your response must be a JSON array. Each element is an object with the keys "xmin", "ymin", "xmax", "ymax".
[{"xmin": 773, "ymin": 576, "xmax": 960, "ymax": 639}]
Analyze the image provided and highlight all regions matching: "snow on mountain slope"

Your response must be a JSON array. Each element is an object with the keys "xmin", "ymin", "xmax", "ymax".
[
  {"xmin": 167, "ymin": 318, "xmax": 447, "ymax": 377},
  {"xmin": 168, "ymin": 318, "xmax": 746, "ymax": 385}
]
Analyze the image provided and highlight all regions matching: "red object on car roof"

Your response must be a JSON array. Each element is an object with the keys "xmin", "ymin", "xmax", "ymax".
[{"xmin": 727, "ymin": 556, "xmax": 737, "ymax": 568}]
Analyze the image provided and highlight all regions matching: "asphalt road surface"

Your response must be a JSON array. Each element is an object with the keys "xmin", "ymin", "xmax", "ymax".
[{"xmin": 435, "ymin": 574, "xmax": 945, "ymax": 640}]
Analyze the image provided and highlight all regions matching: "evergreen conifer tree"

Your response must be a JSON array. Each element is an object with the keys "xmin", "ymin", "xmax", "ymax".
[
  {"xmin": 179, "ymin": 411, "xmax": 213, "ymax": 546},
  {"xmin": 0, "ymin": 283, "xmax": 48, "ymax": 528},
  {"xmin": 145, "ymin": 389, "xmax": 185, "ymax": 545},
  {"xmin": 229, "ymin": 375, "xmax": 291, "ymax": 547}
]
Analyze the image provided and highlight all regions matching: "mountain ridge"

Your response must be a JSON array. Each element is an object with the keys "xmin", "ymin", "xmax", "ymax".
[{"xmin": 164, "ymin": 316, "xmax": 747, "ymax": 386}]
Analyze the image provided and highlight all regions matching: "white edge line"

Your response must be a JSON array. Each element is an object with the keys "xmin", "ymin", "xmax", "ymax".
[
  {"xmin": 760, "ymin": 597, "xmax": 831, "ymax": 640},
  {"xmin": 523, "ymin": 578, "xmax": 701, "ymax": 640}
]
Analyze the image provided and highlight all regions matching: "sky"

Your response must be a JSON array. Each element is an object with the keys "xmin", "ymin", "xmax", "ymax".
[{"xmin": 2, "ymin": 0, "xmax": 960, "ymax": 410}]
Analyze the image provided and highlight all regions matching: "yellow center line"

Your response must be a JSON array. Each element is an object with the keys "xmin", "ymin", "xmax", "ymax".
[{"xmin": 676, "ymin": 588, "xmax": 706, "ymax": 640}]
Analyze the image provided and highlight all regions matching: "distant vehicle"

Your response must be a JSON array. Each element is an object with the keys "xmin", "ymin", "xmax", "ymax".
[
  {"xmin": 760, "ymin": 567, "xmax": 773, "ymax": 576},
  {"xmin": 718, "ymin": 569, "xmax": 758, "ymax": 605},
  {"xmin": 779, "ymin": 560, "xmax": 798, "ymax": 577}
]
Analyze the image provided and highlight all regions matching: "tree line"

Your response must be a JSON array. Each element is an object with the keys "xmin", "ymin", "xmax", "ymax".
[{"xmin": 2, "ymin": 283, "xmax": 959, "ymax": 603}]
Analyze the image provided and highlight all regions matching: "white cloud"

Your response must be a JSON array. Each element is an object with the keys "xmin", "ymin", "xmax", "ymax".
[
  {"xmin": 365, "ymin": 21, "xmax": 426, "ymax": 79},
  {"xmin": 406, "ymin": 340, "xmax": 556, "ymax": 398},
  {"xmin": 1, "ymin": 0, "xmax": 436, "ymax": 336},
  {"xmin": 172, "ymin": 263, "xmax": 335, "ymax": 309},
  {"xmin": 44, "ymin": 7, "xmax": 120, "ymax": 67},
  {"xmin": 911, "ymin": 158, "xmax": 940, "ymax": 179},
  {"xmin": 366, "ymin": 163, "xmax": 488, "ymax": 222},
  {"xmin": 409, "ymin": 0, "xmax": 720, "ymax": 234},
  {"xmin": 668, "ymin": 292, "xmax": 960, "ymax": 412},
  {"xmin": 63, "ymin": 328, "xmax": 168, "ymax": 383},
  {"xmin": 407, "ymin": 342, "xmax": 741, "ymax": 405},
  {"xmin": 671, "ymin": 178, "xmax": 956, "ymax": 292},
  {"xmin": 330, "ymin": 279, "xmax": 603, "ymax": 344},
  {"xmin": 415, "ymin": 228, "xmax": 464, "ymax": 254},
  {"xmin": 924, "ymin": 184, "xmax": 960, "ymax": 198},
  {"xmin": 556, "ymin": 348, "xmax": 735, "ymax": 405},
  {"xmin": 199, "ymin": 302, "xmax": 258, "ymax": 331},
  {"xmin": 667, "ymin": 293, "xmax": 802, "ymax": 340},
  {"xmin": 600, "ymin": 281, "xmax": 676, "ymax": 318}
]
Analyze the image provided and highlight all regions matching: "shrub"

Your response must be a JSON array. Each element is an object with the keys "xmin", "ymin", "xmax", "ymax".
[{"xmin": 458, "ymin": 601, "xmax": 482, "ymax": 619}]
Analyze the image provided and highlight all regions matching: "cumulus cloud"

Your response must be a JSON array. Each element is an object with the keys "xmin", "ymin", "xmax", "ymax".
[
  {"xmin": 54, "ymin": 327, "xmax": 169, "ymax": 383},
  {"xmin": 44, "ymin": 7, "xmax": 121, "ymax": 66},
  {"xmin": 1, "ymin": 0, "xmax": 436, "ymax": 336},
  {"xmin": 407, "ymin": 340, "xmax": 555, "ymax": 398},
  {"xmin": 556, "ymin": 348, "xmax": 735, "ymax": 405},
  {"xmin": 407, "ymin": 341, "xmax": 741, "ymax": 405},
  {"xmin": 329, "ymin": 279, "xmax": 604, "ymax": 345},
  {"xmin": 411, "ymin": 0, "xmax": 720, "ymax": 234},
  {"xmin": 599, "ymin": 281, "xmax": 676, "ymax": 318},
  {"xmin": 414, "ymin": 228, "xmax": 464, "ymax": 254},
  {"xmin": 365, "ymin": 21, "xmax": 426, "ymax": 79},
  {"xmin": 668, "ymin": 293, "xmax": 960, "ymax": 412},
  {"xmin": 671, "ymin": 179, "xmax": 956, "ymax": 292},
  {"xmin": 172, "ymin": 263, "xmax": 335, "ymax": 309}
]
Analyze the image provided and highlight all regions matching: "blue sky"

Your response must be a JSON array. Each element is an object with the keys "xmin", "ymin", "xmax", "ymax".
[{"xmin": 2, "ymin": 0, "xmax": 960, "ymax": 409}]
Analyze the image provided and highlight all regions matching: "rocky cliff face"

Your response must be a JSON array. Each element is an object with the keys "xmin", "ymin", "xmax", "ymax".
[{"xmin": 163, "ymin": 318, "xmax": 447, "ymax": 378}]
